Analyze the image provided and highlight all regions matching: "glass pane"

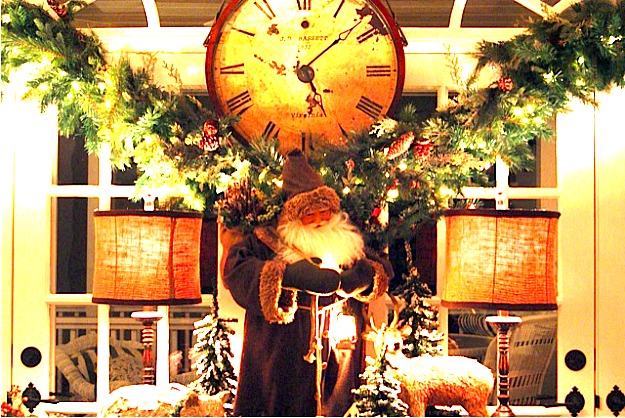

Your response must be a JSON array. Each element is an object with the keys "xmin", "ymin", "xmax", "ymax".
[
  {"xmin": 109, "ymin": 306, "xmax": 147, "ymax": 389},
  {"xmin": 169, "ymin": 306, "xmax": 208, "ymax": 384},
  {"xmin": 111, "ymin": 197, "xmax": 143, "ymax": 210},
  {"xmin": 112, "ymin": 164, "xmax": 139, "ymax": 186},
  {"xmin": 396, "ymin": 93, "xmax": 438, "ymax": 123},
  {"xmin": 57, "ymin": 135, "xmax": 89, "ymax": 186},
  {"xmin": 447, "ymin": 309, "xmax": 557, "ymax": 406},
  {"xmin": 55, "ymin": 197, "xmax": 94, "ymax": 294},
  {"xmin": 510, "ymin": 126, "xmax": 557, "ymax": 189},
  {"xmin": 54, "ymin": 305, "xmax": 98, "ymax": 402}
]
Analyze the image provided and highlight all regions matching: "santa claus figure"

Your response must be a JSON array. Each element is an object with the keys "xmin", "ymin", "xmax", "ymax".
[{"xmin": 223, "ymin": 149, "xmax": 391, "ymax": 416}]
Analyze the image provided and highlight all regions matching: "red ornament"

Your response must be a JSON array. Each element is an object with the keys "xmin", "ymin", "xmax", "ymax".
[
  {"xmin": 199, "ymin": 120, "xmax": 220, "ymax": 152},
  {"xmin": 370, "ymin": 207, "xmax": 382, "ymax": 218},
  {"xmin": 47, "ymin": 0, "xmax": 68, "ymax": 18},
  {"xmin": 497, "ymin": 77, "xmax": 514, "ymax": 92},
  {"xmin": 414, "ymin": 139, "xmax": 433, "ymax": 160},
  {"xmin": 345, "ymin": 159, "xmax": 355, "ymax": 171},
  {"xmin": 386, "ymin": 132, "xmax": 415, "ymax": 160}
]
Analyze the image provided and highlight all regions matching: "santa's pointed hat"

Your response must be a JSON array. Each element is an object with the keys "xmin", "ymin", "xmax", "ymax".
[{"xmin": 281, "ymin": 150, "xmax": 340, "ymax": 222}]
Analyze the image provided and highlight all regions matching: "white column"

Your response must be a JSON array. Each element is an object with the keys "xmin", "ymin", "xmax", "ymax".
[{"xmin": 556, "ymin": 97, "xmax": 596, "ymax": 414}]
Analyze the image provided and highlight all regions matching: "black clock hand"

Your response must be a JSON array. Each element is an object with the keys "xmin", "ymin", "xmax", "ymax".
[
  {"xmin": 296, "ymin": 64, "xmax": 327, "ymax": 116},
  {"xmin": 309, "ymin": 79, "xmax": 327, "ymax": 116},
  {"xmin": 305, "ymin": 21, "xmax": 361, "ymax": 67}
]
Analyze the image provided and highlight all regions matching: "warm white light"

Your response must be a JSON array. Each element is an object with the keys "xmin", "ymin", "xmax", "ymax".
[
  {"xmin": 342, "ymin": 186, "xmax": 351, "ymax": 195},
  {"xmin": 330, "ymin": 312, "xmax": 358, "ymax": 349},
  {"xmin": 320, "ymin": 254, "xmax": 340, "ymax": 272},
  {"xmin": 387, "ymin": 188, "xmax": 399, "ymax": 200}
]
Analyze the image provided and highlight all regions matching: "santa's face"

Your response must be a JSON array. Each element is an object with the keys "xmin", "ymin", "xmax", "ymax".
[
  {"xmin": 277, "ymin": 211, "xmax": 365, "ymax": 268},
  {"xmin": 300, "ymin": 209, "xmax": 332, "ymax": 228}
]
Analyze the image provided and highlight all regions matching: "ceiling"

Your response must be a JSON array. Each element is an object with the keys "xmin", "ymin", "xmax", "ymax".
[{"xmin": 71, "ymin": 0, "xmax": 579, "ymax": 29}]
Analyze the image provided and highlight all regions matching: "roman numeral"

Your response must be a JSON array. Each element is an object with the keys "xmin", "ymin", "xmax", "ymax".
[
  {"xmin": 297, "ymin": 0, "xmax": 311, "ymax": 10},
  {"xmin": 233, "ymin": 27, "xmax": 255, "ymax": 37},
  {"xmin": 339, "ymin": 124, "xmax": 348, "ymax": 138},
  {"xmin": 356, "ymin": 96, "xmax": 383, "ymax": 119},
  {"xmin": 333, "ymin": 0, "xmax": 345, "ymax": 17},
  {"xmin": 227, "ymin": 91, "xmax": 253, "ymax": 115},
  {"xmin": 254, "ymin": 0, "xmax": 276, "ymax": 20},
  {"xmin": 357, "ymin": 27, "xmax": 377, "ymax": 44},
  {"xmin": 262, "ymin": 121, "xmax": 280, "ymax": 139},
  {"xmin": 366, "ymin": 65, "xmax": 391, "ymax": 77},
  {"xmin": 220, "ymin": 63, "xmax": 245, "ymax": 75}
]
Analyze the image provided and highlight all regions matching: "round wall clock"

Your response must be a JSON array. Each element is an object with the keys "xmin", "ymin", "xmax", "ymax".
[{"xmin": 205, "ymin": 0, "xmax": 405, "ymax": 153}]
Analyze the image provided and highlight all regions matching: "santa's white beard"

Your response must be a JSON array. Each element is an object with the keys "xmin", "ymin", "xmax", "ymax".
[{"xmin": 277, "ymin": 212, "xmax": 365, "ymax": 269}]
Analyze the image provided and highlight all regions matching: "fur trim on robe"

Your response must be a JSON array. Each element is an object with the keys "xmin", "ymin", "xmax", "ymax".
[
  {"xmin": 258, "ymin": 258, "xmax": 298, "ymax": 324},
  {"xmin": 353, "ymin": 259, "xmax": 390, "ymax": 303}
]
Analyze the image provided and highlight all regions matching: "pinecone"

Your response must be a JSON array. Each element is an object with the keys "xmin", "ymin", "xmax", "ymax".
[
  {"xmin": 497, "ymin": 77, "xmax": 514, "ymax": 92},
  {"xmin": 386, "ymin": 132, "xmax": 414, "ymax": 160}
]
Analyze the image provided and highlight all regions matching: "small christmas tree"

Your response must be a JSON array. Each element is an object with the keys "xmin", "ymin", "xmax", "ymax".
[
  {"xmin": 188, "ymin": 306, "xmax": 238, "ymax": 414},
  {"xmin": 392, "ymin": 240, "xmax": 444, "ymax": 358},
  {"xmin": 350, "ymin": 346, "xmax": 409, "ymax": 417}
]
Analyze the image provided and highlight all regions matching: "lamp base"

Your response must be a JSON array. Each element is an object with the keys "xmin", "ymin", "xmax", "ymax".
[
  {"xmin": 486, "ymin": 314, "xmax": 522, "ymax": 417},
  {"xmin": 131, "ymin": 309, "xmax": 164, "ymax": 385}
]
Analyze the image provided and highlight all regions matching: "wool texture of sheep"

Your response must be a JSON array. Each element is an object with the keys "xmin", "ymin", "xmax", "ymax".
[{"xmin": 387, "ymin": 353, "xmax": 495, "ymax": 417}]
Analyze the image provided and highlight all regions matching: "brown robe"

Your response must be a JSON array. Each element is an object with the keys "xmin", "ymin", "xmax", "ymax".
[{"xmin": 223, "ymin": 226, "xmax": 390, "ymax": 417}]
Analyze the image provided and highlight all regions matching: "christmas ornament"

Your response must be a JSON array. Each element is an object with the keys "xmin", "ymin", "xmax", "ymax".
[
  {"xmin": 386, "ymin": 132, "xmax": 415, "ymax": 160},
  {"xmin": 47, "ymin": 0, "xmax": 68, "ymax": 18},
  {"xmin": 413, "ymin": 139, "xmax": 433, "ymax": 160},
  {"xmin": 497, "ymin": 77, "xmax": 514, "ymax": 92},
  {"xmin": 199, "ymin": 120, "xmax": 220, "ymax": 152}
]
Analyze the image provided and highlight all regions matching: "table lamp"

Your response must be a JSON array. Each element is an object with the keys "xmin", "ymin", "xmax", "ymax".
[
  {"xmin": 442, "ymin": 208, "xmax": 560, "ymax": 416},
  {"xmin": 92, "ymin": 209, "xmax": 203, "ymax": 385}
]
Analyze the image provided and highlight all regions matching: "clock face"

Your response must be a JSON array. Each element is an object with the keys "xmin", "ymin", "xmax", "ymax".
[{"xmin": 205, "ymin": 0, "xmax": 405, "ymax": 153}]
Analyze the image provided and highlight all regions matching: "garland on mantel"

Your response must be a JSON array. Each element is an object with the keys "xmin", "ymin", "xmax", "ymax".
[{"xmin": 2, "ymin": 0, "xmax": 625, "ymax": 249}]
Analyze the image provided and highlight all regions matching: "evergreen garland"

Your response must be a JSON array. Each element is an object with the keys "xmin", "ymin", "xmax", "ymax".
[{"xmin": 4, "ymin": 0, "xmax": 625, "ymax": 244}]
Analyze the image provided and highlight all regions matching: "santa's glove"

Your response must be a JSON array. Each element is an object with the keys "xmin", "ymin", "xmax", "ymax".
[
  {"xmin": 339, "ymin": 259, "xmax": 375, "ymax": 296},
  {"xmin": 283, "ymin": 259, "xmax": 340, "ymax": 295}
]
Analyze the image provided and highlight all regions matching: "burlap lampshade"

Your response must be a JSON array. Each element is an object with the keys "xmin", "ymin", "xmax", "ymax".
[
  {"xmin": 92, "ymin": 210, "xmax": 203, "ymax": 306},
  {"xmin": 442, "ymin": 208, "xmax": 560, "ymax": 311}
]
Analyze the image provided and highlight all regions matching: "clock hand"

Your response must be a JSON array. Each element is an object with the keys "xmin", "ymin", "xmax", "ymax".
[
  {"xmin": 296, "ymin": 64, "xmax": 327, "ymax": 116},
  {"xmin": 309, "ymin": 79, "xmax": 327, "ymax": 116},
  {"xmin": 305, "ymin": 20, "xmax": 361, "ymax": 67}
]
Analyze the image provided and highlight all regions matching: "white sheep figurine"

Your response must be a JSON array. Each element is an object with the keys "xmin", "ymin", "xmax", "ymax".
[{"xmin": 365, "ymin": 313, "xmax": 494, "ymax": 417}]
